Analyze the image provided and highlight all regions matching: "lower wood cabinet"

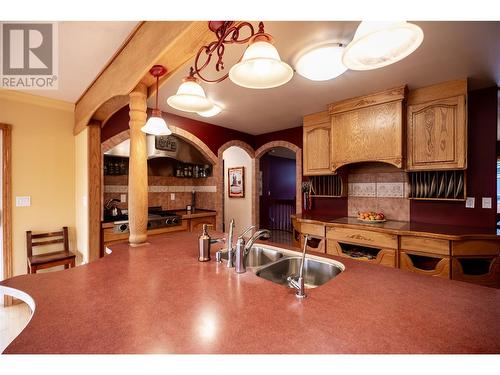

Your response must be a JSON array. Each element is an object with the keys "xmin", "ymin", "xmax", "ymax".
[
  {"xmin": 399, "ymin": 235, "xmax": 451, "ymax": 279},
  {"xmin": 292, "ymin": 219, "xmax": 500, "ymax": 288},
  {"xmin": 326, "ymin": 226, "xmax": 397, "ymax": 268},
  {"xmin": 399, "ymin": 251, "xmax": 450, "ymax": 279},
  {"xmin": 189, "ymin": 216, "xmax": 216, "ymax": 233},
  {"xmin": 451, "ymin": 240, "xmax": 500, "ymax": 288}
]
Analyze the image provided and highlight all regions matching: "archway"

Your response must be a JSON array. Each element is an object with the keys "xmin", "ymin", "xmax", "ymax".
[
  {"xmin": 254, "ymin": 141, "xmax": 302, "ymax": 231},
  {"xmin": 217, "ymin": 141, "xmax": 255, "ymax": 233}
]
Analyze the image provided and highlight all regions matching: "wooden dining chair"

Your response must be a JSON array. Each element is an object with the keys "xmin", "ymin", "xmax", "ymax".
[{"xmin": 26, "ymin": 227, "xmax": 76, "ymax": 274}]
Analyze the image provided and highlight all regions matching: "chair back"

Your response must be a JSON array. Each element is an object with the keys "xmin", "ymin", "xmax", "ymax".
[{"xmin": 26, "ymin": 227, "xmax": 69, "ymax": 257}]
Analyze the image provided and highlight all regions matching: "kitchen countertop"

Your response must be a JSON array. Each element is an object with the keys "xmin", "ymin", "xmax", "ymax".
[
  {"xmin": 1, "ymin": 231, "xmax": 499, "ymax": 354},
  {"xmin": 174, "ymin": 209, "xmax": 216, "ymax": 219},
  {"xmin": 293, "ymin": 214, "xmax": 500, "ymax": 240},
  {"xmin": 101, "ymin": 209, "xmax": 216, "ymax": 228}
]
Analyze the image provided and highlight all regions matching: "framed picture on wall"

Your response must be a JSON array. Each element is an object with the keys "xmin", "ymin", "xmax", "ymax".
[{"xmin": 228, "ymin": 166, "xmax": 245, "ymax": 198}]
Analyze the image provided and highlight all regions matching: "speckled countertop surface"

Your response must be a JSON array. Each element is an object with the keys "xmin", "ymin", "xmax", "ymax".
[{"xmin": 1, "ymin": 231, "xmax": 499, "ymax": 354}]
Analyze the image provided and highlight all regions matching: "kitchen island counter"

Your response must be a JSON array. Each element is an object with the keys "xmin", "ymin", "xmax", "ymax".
[{"xmin": 1, "ymin": 231, "xmax": 499, "ymax": 354}]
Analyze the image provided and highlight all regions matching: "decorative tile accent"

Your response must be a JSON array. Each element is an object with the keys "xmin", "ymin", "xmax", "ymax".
[
  {"xmin": 105, "ymin": 185, "xmax": 216, "ymax": 193},
  {"xmin": 348, "ymin": 183, "xmax": 377, "ymax": 197},
  {"xmin": 376, "ymin": 182, "xmax": 404, "ymax": 198},
  {"xmin": 104, "ymin": 185, "xmax": 128, "ymax": 193}
]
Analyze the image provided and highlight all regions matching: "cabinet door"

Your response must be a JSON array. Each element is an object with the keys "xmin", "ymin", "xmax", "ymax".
[
  {"xmin": 303, "ymin": 122, "xmax": 332, "ymax": 175},
  {"xmin": 407, "ymin": 95, "xmax": 466, "ymax": 170},
  {"xmin": 190, "ymin": 216, "xmax": 216, "ymax": 233},
  {"xmin": 330, "ymin": 101, "xmax": 404, "ymax": 171}
]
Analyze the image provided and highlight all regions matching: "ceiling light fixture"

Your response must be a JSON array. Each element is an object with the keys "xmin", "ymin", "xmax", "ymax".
[
  {"xmin": 141, "ymin": 65, "xmax": 172, "ymax": 135},
  {"xmin": 167, "ymin": 67, "xmax": 213, "ymax": 113},
  {"xmin": 296, "ymin": 43, "xmax": 347, "ymax": 81},
  {"xmin": 197, "ymin": 103, "xmax": 222, "ymax": 118},
  {"xmin": 167, "ymin": 21, "xmax": 292, "ymax": 113},
  {"xmin": 228, "ymin": 23, "xmax": 293, "ymax": 89},
  {"xmin": 342, "ymin": 21, "xmax": 424, "ymax": 71}
]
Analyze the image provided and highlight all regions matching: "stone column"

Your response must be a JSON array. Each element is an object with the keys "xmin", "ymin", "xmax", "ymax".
[{"xmin": 128, "ymin": 83, "xmax": 148, "ymax": 245}]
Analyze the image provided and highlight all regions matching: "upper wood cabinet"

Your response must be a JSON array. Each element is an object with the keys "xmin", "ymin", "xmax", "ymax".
[
  {"xmin": 303, "ymin": 111, "xmax": 332, "ymax": 176},
  {"xmin": 406, "ymin": 79, "xmax": 467, "ymax": 171},
  {"xmin": 328, "ymin": 86, "xmax": 407, "ymax": 172}
]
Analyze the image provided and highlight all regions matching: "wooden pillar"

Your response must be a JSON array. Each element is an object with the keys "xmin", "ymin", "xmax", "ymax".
[
  {"xmin": 128, "ymin": 83, "xmax": 148, "ymax": 245},
  {"xmin": 87, "ymin": 121, "xmax": 102, "ymax": 261}
]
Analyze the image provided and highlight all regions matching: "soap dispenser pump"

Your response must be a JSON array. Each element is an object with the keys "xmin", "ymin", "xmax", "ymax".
[{"xmin": 198, "ymin": 224, "xmax": 213, "ymax": 262}]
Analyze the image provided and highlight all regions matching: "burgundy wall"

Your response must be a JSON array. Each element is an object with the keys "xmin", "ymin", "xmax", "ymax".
[
  {"xmin": 260, "ymin": 154, "xmax": 296, "ymax": 200},
  {"xmin": 102, "ymin": 106, "xmax": 255, "ymax": 155},
  {"xmin": 410, "ymin": 86, "xmax": 498, "ymax": 228},
  {"xmin": 254, "ymin": 126, "xmax": 302, "ymax": 150}
]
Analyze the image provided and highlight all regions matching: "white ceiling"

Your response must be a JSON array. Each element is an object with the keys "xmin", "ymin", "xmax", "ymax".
[
  {"xmin": 20, "ymin": 21, "xmax": 138, "ymax": 103},
  {"xmin": 152, "ymin": 21, "xmax": 500, "ymax": 135}
]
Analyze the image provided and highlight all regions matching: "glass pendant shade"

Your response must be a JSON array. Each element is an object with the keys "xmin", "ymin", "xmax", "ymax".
[
  {"xmin": 197, "ymin": 103, "xmax": 222, "ymax": 117},
  {"xmin": 141, "ymin": 110, "xmax": 172, "ymax": 135},
  {"xmin": 229, "ymin": 40, "xmax": 294, "ymax": 89},
  {"xmin": 296, "ymin": 44, "xmax": 347, "ymax": 81},
  {"xmin": 167, "ymin": 77, "xmax": 213, "ymax": 113},
  {"xmin": 342, "ymin": 21, "xmax": 424, "ymax": 71},
  {"xmin": 141, "ymin": 65, "xmax": 172, "ymax": 136}
]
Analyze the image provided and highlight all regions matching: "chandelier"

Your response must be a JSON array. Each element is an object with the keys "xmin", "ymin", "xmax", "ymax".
[{"xmin": 167, "ymin": 21, "xmax": 293, "ymax": 115}]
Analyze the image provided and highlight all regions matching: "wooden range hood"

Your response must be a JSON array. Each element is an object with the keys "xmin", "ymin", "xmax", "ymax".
[{"xmin": 328, "ymin": 85, "xmax": 407, "ymax": 173}]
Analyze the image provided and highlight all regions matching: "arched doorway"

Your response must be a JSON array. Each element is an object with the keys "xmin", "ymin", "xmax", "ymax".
[
  {"xmin": 254, "ymin": 141, "xmax": 302, "ymax": 243},
  {"xmin": 217, "ymin": 141, "xmax": 255, "ymax": 234}
]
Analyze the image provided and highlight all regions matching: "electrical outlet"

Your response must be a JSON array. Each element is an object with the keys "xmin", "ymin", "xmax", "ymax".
[
  {"xmin": 465, "ymin": 197, "xmax": 475, "ymax": 208},
  {"xmin": 482, "ymin": 197, "xmax": 492, "ymax": 209},
  {"xmin": 120, "ymin": 194, "xmax": 127, "ymax": 203},
  {"xmin": 170, "ymin": 193, "xmax": 175, "ymax": 201},
  {"xmin": 16, "ymin": 196, "xmax": 31, "ymax": 207}
]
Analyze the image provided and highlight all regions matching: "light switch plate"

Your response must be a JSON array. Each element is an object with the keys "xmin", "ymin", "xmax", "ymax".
[
  {"xmin": 482, "ymin": 197, "xmax": 492, "ymax": 209},
  {"xmin": 465, "ymin": 197, "xmax": 475, "ymax": 208},
  {"xmin": 82, "ymin": 196, "xmax": 88, "ymax": 207},
  {"xmin": 120, "ymin": 194, "xmax": 127, "ymax": 203},
  {"xmin": 170, "ymin": 193, "xmax": 175, "ymax": 201},
  {"xmin": 15, "ymin": 196, "xmax": 31, "ymax": 207}
]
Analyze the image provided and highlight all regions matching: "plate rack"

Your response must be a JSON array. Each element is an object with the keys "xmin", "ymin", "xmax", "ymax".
[
  {"xmin": 408, "ymin": 170, "xmax": 466, "ymax": 201},
  {"xmin": 309, "ymin": 174, "xmax": 345, "ymax": 198}
]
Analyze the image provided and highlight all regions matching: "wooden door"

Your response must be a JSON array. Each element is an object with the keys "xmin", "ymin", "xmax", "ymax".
[
  {"xmin": 407, "ymin": 95, "xmax": 466, "ymax": 170},
  {"xmin": 303, "ymin": 111, "xmax": 332, "ymax": 176}
]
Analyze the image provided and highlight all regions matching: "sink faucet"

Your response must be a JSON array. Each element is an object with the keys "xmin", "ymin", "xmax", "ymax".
[
  {"xmin": 225, "ymin": 219, "xmax": 236, "ymax": 267},
  {"xmin": 235, "ymin": 228, "xmax": 271, "ymax": 274},
  {"xmin": 287, "ymin": 234, "xmax": 309, "ymax": 298}
]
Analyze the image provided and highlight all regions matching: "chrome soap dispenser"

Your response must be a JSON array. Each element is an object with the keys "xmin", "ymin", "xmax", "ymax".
[{"xmin": 198, "ymin": 224, "xmax": 213, "ymax": 262}]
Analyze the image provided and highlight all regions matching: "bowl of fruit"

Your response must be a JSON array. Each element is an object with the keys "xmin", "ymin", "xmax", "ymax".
[{"xmin": 357, "ymin": 211, "xmax": 386, "ymax": 223}]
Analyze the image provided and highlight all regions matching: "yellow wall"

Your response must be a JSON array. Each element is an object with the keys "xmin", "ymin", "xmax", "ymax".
[{"xmin": 0, "ymin": 90, "xmax": 76, "ymax": 276}]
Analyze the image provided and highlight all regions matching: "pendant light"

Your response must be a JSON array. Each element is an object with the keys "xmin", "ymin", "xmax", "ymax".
[
  {"xmin": 229, "ymin": 22, "xmax": 293, "ymax": 89},
  {"xmin": 342, "ymin": 21, "xmax": 424, "ymax": 71},
  {"xmin": 167, "ymin": 68, "xmax": 213, "ymax": 113},
  {"xmin": 141, "ymin": 65, "xmax": 172, "ymax": 135}
]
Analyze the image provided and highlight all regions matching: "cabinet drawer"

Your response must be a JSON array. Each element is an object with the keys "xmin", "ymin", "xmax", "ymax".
[
  {"xmin": 300, "ymin": 223, "xmax": 325, "ymax": 237},
  {"xmin": 327, "ymin": 240, "xmax": 395, "ymax": 267},
  {"xmin": 326, "ymin": 226, "xmax": 398, "ymax": 249},
  {"xmin": 400, "ymin": 251, "xmax": 450, "ymax": 279},
  {"xmin": 452, "ymin": 240, "xmax": 500, "ymax": 256},
  {"xmin": 400, "ymin": 236, "xmax": 450, "ymax": 256},
  {"xmin": 451, "ymin": 256, "xmax": 500, "ymax": 288}
]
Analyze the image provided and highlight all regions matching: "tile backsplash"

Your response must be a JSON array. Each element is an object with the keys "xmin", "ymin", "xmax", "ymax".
[{"xmin": 347, "ymin": 165, "xmax": 410, "ymax": 221}]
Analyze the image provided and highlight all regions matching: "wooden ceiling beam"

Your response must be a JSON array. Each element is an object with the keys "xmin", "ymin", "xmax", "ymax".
[{"xmin": 74, "ymin": 21, "xmax": 214, "ymax": 134}]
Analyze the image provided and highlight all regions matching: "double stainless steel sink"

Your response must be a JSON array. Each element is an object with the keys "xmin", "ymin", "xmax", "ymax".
[{"xmin": 220, "ymin": 245, "xmax": 344, "ymax": 289}]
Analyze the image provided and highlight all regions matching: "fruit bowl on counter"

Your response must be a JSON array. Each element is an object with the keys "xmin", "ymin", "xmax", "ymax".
[{"xmin": 357, "ymin": 211, "xmax": 386, "ymax": 223}]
